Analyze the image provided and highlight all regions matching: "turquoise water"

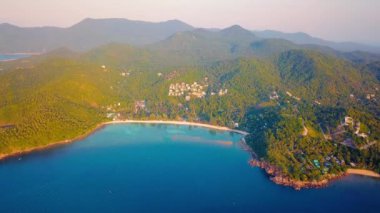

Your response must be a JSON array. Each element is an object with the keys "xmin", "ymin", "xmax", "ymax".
[
  {"xmin": 0, "ymin": 124, "xmax": 379, "ymax": 212},
  {"xmin": 0, "ymin": 54, "xmax": 32, "ymax": 61}
]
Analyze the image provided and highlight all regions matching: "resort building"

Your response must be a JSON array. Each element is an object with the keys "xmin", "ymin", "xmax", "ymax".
[{"xmin": 168, "ymin": 81, "xmax": 207, "ymax": 99}]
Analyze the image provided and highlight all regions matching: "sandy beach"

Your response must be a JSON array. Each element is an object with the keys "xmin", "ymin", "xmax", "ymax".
[
  {"xmin": 107, "ymin": 120, "xmax": 249, "ymax": 135},
  {"xmin": 346, "ymin": 169, "xmax": 380, "ymax": 178},
  {"xmin": 0, "ymin": 119, "xmax": 248, "ymax": 161}
]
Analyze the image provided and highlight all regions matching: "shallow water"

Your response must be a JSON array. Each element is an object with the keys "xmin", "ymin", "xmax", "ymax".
[{"xmin": 0, "ymin": 124, "xmax": 379, "ymax": 212}]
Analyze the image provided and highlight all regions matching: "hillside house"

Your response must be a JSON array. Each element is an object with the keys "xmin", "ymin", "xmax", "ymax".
[
  {"xmin": 218, "ymin": 89, "xmax": 228, "ymax": 96},
  {"xmin": 269, "ymin": 91, "xmax": 279, "ymax": 100},
  {"xmin": 344, "ymin": 116, "xmax": 353, "ymax": 126},
  {"xmin": 134, "ymin": 100, "xmax": 146, "ymax": 113}
]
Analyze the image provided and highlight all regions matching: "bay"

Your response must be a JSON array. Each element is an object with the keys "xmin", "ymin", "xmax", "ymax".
[{"xmin": 0, "ymin": 124, "xmax": 379, "ymax": 212}]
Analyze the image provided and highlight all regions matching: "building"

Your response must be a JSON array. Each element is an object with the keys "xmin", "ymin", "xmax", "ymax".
[
  {"xmin": 168, "ymin": 81, "xmax": 207, "ymax": 98},
  {"xmin": 134, "ymin": 100, "xmax": 146, "ymax": 113},
  {"xmin": 357, "ymin": 133, "xmax": 368, "ymax": 138},
  {"xmin": 218, "ymin": 89, "xmax": 228, "ymax": 96},
  {"xmin": 344, "ymin": 116, "xmax": 353, "ymax": 126},
  {"xmin": 269, "ymin": 91, "xmax": 279, "ymax": 100},
  {"xmin": 313, "ymin": 160, "xmax": 321, "ymax": 168}
]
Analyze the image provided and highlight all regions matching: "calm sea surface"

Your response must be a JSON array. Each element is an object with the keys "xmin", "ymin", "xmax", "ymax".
[{"xmin": 0, "ymin": 124, "xmax": 379, "ymax": 212}]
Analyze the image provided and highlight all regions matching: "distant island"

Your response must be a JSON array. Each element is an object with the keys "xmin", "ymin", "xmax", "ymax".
[{"xmin": 0, "ymin": 18, "xmax": 379, "ymax": 190}]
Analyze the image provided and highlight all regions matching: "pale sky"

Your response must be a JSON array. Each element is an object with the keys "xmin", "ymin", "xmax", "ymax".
[{"xmin": 1, "ymin": 0, "xmax": 379, "ymax": 45}]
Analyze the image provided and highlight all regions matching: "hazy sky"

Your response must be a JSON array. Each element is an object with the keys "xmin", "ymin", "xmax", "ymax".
[{"xmin": 1, "ymin": 0, "xmax": 379, "ymax": 44}]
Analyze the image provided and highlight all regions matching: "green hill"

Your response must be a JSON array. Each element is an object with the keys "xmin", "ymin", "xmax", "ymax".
[{"xmin": 0, "ymin": 30, "xmax": 379, "ymax": 180}]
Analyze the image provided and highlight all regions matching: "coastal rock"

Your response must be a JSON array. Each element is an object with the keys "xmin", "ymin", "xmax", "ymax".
[{"xmin": 249, "ymin": 159, "xmax": 341, "ymax": 190}]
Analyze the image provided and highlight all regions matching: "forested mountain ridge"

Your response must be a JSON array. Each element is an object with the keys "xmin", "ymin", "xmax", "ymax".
[
  {"xmin": 0, "ymin": 24, "xmax": 379, "ymax": 184},
  {"xmin": 0, "ymin": 18, "xmax": 193, "ymax": 53},
  {"xmin": 1, "ymin": 18, "xmax": 380, "ymax": 54},
  {"xmin": 253, "ymin": 30, "xmax": 380, "ymax": 53}
]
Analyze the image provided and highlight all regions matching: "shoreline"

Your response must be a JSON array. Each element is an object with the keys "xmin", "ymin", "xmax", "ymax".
[
  {"xmin": 249, "ymin": 159, "xmax": 380, "ymax": 190},
  {"xmin": 1, "ymin": 119, "xmax": 378, "ymax": 189},
  {"xmin": 106, "ymin": 120, "xmax": 249, "ymax": 135},
  {"xmin": 346, "ymin": 169, "xmax": 380, "ymax": 178},
  {"xmin": 0, "ymin": 119, "xmax": 248, "ymax": 161}
]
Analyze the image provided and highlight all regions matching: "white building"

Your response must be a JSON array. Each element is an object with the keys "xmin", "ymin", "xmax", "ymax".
[{"xmin": 344, "ymin": 116, "xmax": 354, "ymax": 126}]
